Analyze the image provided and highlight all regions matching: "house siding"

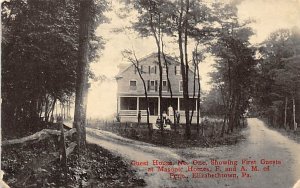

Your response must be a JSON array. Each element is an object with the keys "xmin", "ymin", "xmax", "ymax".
[
  {"xmin": 116, "ymin": 54, "xmax": 199, "ymax": 97},
  {"xmin": 116, "ymin": 53, "xmax": 200, "ymax": 124}
]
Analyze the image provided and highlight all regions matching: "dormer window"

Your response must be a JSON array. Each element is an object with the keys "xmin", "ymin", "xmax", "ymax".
[
  {"xmin": 130, "ymin": 80, "xmax": 137, "ymax": 90},
  {"xmin": 134, "ymin": 65, "xmax": 144, "ymax": 74},
  {"xmin": 149, "ymin": 65, "xmax": 156, "ymax": 74}
]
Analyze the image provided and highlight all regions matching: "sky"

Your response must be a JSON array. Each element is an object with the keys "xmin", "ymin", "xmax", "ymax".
[{"xmin": 86, "ymin": 0, "xmax": 300, "ymax": 119}]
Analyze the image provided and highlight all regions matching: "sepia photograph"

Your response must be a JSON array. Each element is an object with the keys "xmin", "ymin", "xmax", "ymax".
[{"xmin": 1, "ymin": 0, "xmax": 300, "ymax": 187}]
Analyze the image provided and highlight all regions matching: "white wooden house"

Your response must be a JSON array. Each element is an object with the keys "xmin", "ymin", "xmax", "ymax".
[{"xmin": 115, "ymin": 53, "xmax": 200, "ymax": 123}]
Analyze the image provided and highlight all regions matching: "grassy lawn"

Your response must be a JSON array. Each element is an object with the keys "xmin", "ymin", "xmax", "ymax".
[{"xmin": 87, "ymin": 118, "xmax": 247, "ymax": 148}]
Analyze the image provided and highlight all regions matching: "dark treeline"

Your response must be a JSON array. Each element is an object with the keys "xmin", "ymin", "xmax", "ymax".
[
  {"xmin": 253, "ymin": 28, "xmax": 300, "ymax": 130},
  {"xmin": 203, "ymin": 26, "xmax": 300, "ymax": 133},
  {"xmin": 1, "ymin": 0, "xmax": 107, "ymax": 136},
  {"xmin": 207, "ymin": 3, "xmax": 257, "ymax": 135}
]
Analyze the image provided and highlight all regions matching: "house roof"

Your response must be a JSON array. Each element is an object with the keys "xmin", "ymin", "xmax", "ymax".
[{"xmin": 116, "ymin": 52, "xmax": 193, "ymax": 79}]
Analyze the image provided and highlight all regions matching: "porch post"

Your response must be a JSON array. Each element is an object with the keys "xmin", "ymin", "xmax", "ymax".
[
  {"xmin": 158, "ymin": 97, "xmax": 160, "ymax": 116},
  {"xmin": 177, "ymin": 98, "xmax": 180, "ymax": 111},
  {"xmin": 117, "ymin": 96, "xmax": 119, "ymax": 114},
  {"xmin": 118, "ymin": 96, "xmax": 121, "ymax": 114},
  {"xmin": 137, "ymin": 97, "xmax": 139, "ymax": 115},
  {"xmin": 0, "ymin": 127, "xmax": 9, "ymax": 187}
]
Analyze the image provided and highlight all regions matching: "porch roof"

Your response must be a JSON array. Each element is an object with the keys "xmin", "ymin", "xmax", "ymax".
[{"xmin": 117, "ymin": 93, "xmax": 198, "ymax": 97}]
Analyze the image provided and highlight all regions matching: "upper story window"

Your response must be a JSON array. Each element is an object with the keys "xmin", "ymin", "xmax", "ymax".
[
  {"xmin": 134, "ymin": 65, "xmax": 144, "ymax": 74},
  {"xmin": 175, "ymin": 65, "xmax": 181, "ymax": 75},
  {"xmin": 149, "ymin": 65, "xmax": 156, "ymax": 74},
  {"xmin": 162, "ymin": 80, "xmax": 168, "ymax": 92},
  {"xmin": 130, "ymin": 80, "xmax": 137, "ymax": 90},
  {"xmin": 148, "ymin": 80, "xmax": 157, "ymax": 91}
]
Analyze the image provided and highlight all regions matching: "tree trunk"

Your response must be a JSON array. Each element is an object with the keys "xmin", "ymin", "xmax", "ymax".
[
  {"xmin": 51, "ymin": 98, "xmax": 56, "ymax": 119},
  {"xmin": 66, "ymin": 98, "xmax": 69, "ymax": 119},
  {"xmin": 134, "ymin": 55, "xmax": 152, "ymax": 137},
  {"xmin": 293, "ymin": 97, "xmax": 297, "ymax": 131},
  {"xmin": 228, "ymin": 93, "xmax": 237, "ymax": 133},
  {"xmin": 189, "ymin": 62, "xmax": 197, "ymax": 125},
  {"xmin": 63, "ymin": 103, "xmax": 66, "ymax": 120},
  {"xmin": 196, "ymin": 61, "xmax": 201, "ymax": 135},
  {"xmin": 178, "ymin": 0, "xmax": 191, "ymax": 139},
  {"xmin": 44, "ymin": 95, "xmax": 49, "ymax": 122},
  {"xmin": 59, "ymin": 118, "xmax": 67, "ymax": 175},
  {"xmin": 158, "ymin": 50, "xmax": 163, "ymax": 137},
  {"xmin": 184, "ymin": 0, "xmax": 191, "ymax": 139},
  {"xmin": 73, "ymin": 0, "xmax": 92, "ymax": 153},
  {"xmin": 149, "ymin": 13, "xmax": 164, "ymax": 137},
  {"xmin": 284, "ymin": 96, "xmax": 288, "ymax": 129},
  {"xmin": 221, "ymin": 114, "xmax": 227, "ymax": 137},
  {"xmin": 161, "ymin": 42, "xmax": 176, "ymax": 132}
]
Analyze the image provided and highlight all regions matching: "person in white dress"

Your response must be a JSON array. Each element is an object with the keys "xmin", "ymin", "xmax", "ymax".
[{"xmin": 167, "ymin": 105, "xmax": 173, "ymax": 118}]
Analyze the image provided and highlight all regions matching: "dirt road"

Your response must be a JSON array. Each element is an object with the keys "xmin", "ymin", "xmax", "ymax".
[{"xmin": 86, "ymin": 118, "xmax": 300, "ymax": 188}]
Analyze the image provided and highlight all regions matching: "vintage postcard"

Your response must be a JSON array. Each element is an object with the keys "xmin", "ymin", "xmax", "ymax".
[{"xmin": 1, "ymin": 0, "xmax": 300, "ymax": 187}]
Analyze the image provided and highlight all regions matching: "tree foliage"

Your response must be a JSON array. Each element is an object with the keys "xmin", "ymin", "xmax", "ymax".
[
  {"xmin": 209, "ymin": 2, "xmax": 257, "ymax": 134},
  {"xmin": 2, "ymin": 0, "xmax": 78, "ymax": 129},
  {"xmin": 253, "ymin": 27, "xmax": 300, "ymax": 129},
  {"xmin": 1, "ymin": 0, "xmax": 108, "ymax": 134},
  {"xmin": 131, "ymin": 0, "xmax": 214, "ymax": 139}
]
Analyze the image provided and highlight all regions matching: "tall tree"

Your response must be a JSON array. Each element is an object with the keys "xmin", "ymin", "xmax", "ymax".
[
  {"xmin": 133, "ymin": 0, "xmax": 213, "ymax": 139},
  {"xmin": 2, "ymin": 0, "xmax": 79, "ymax": 133},
  {"xmin": 191, "ymin": 44, "xmax": 203, "ymax": 135},
  {"xmin": 73, "ymin": 0, "xmax": 108, "ymax": 152},
  {"xmin": 133, "ymin": 0, "xmax": 174, "ymax": 136},
  {"xmin": 254, "ymin": 27, "xmax": 300, "ymax": 129},
  {"xmin": 210, "ymin": 2, "xmax": 256, "ymax": 134},
  {"xmin": 161, "ymin": 40, "xmax": 177, "ymax": 132},
  {"xmin": 73, "ymin": 0, "xmax": 92, "ymax": 152},
  {"xmin": 122, "ymin": 50, "xmax": 153, "ymax": 137}
]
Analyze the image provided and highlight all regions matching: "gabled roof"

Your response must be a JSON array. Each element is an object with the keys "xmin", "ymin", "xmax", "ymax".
[{"xmin": 116, "ymin": 52, "xmax": 194, "ymax": 79}]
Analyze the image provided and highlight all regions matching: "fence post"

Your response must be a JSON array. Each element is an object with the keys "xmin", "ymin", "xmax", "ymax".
[{"xmin": 57, "ymin": 115, "xmax": 67, "ymax": 178}]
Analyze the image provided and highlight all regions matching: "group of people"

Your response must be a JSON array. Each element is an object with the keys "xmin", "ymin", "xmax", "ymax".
[
  {"xmin": 137, "ymin": 105, "xmax": 181, "ymax": 126},
  {"xmin": 162, "ymin": 105, "xmax": 180, "ymax": 125}
]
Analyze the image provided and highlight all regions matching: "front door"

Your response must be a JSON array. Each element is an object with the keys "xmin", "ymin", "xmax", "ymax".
[{"xmin": 147, "ymin": 97, "xmax": 158, "ymax": 116}]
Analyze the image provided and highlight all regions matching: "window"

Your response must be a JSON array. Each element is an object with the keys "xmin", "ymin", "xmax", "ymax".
[
  {"xmin": 179, "ymin": 80, "xmax": 183, "ymax": 92},
  {"xmin": 120, "ymin": 97, "xmax": 137, "ymax": 110},
  {"xmin": 150, "ymin": 80, "xmax": 155, "ymax": 91},
  {"xmin": 130, "ymin": 80, "xmax": 137, "ymax": 90},
  {"xmin": 148, "ymin": 80, "xmax": 157, "ymax": 91},
  {"xmin": 149, "ymin": 66, "xmax": 156, "ymax": 74},
  {"xmin": 162, "ymin": 80, "xmax": 168, "ymax": 91},
  {"xmin": 134, "ymin": 66, "xmax": 143, "ymax": 74},
  {"xmin": 175, "ymin": 65, "xmax": 181, "ymax": 75}
]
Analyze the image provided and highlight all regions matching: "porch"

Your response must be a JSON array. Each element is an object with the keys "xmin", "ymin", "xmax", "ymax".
[{"xmin": 117, "ymin": 96, "xmax": 199, "ymax": 123}]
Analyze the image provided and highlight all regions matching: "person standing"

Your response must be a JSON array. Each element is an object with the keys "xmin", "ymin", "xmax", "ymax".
[
  {"xmin": 50, "ymin": 115, "xmax": 54, "ymax": 123},
  {"xmin": 175, "ymin": 110, "xmax": 180, "ymax": 125},
  {"xmin": 137, "ymin": 110, "xmax": 141, "ymax": 126},
  {"xmin": 168, "ymin": 105, "xmax": 173, "ymax": 117},
  {"xmin": 162, "ymin": 111, "xmax": 167, "ymax": 125}
]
